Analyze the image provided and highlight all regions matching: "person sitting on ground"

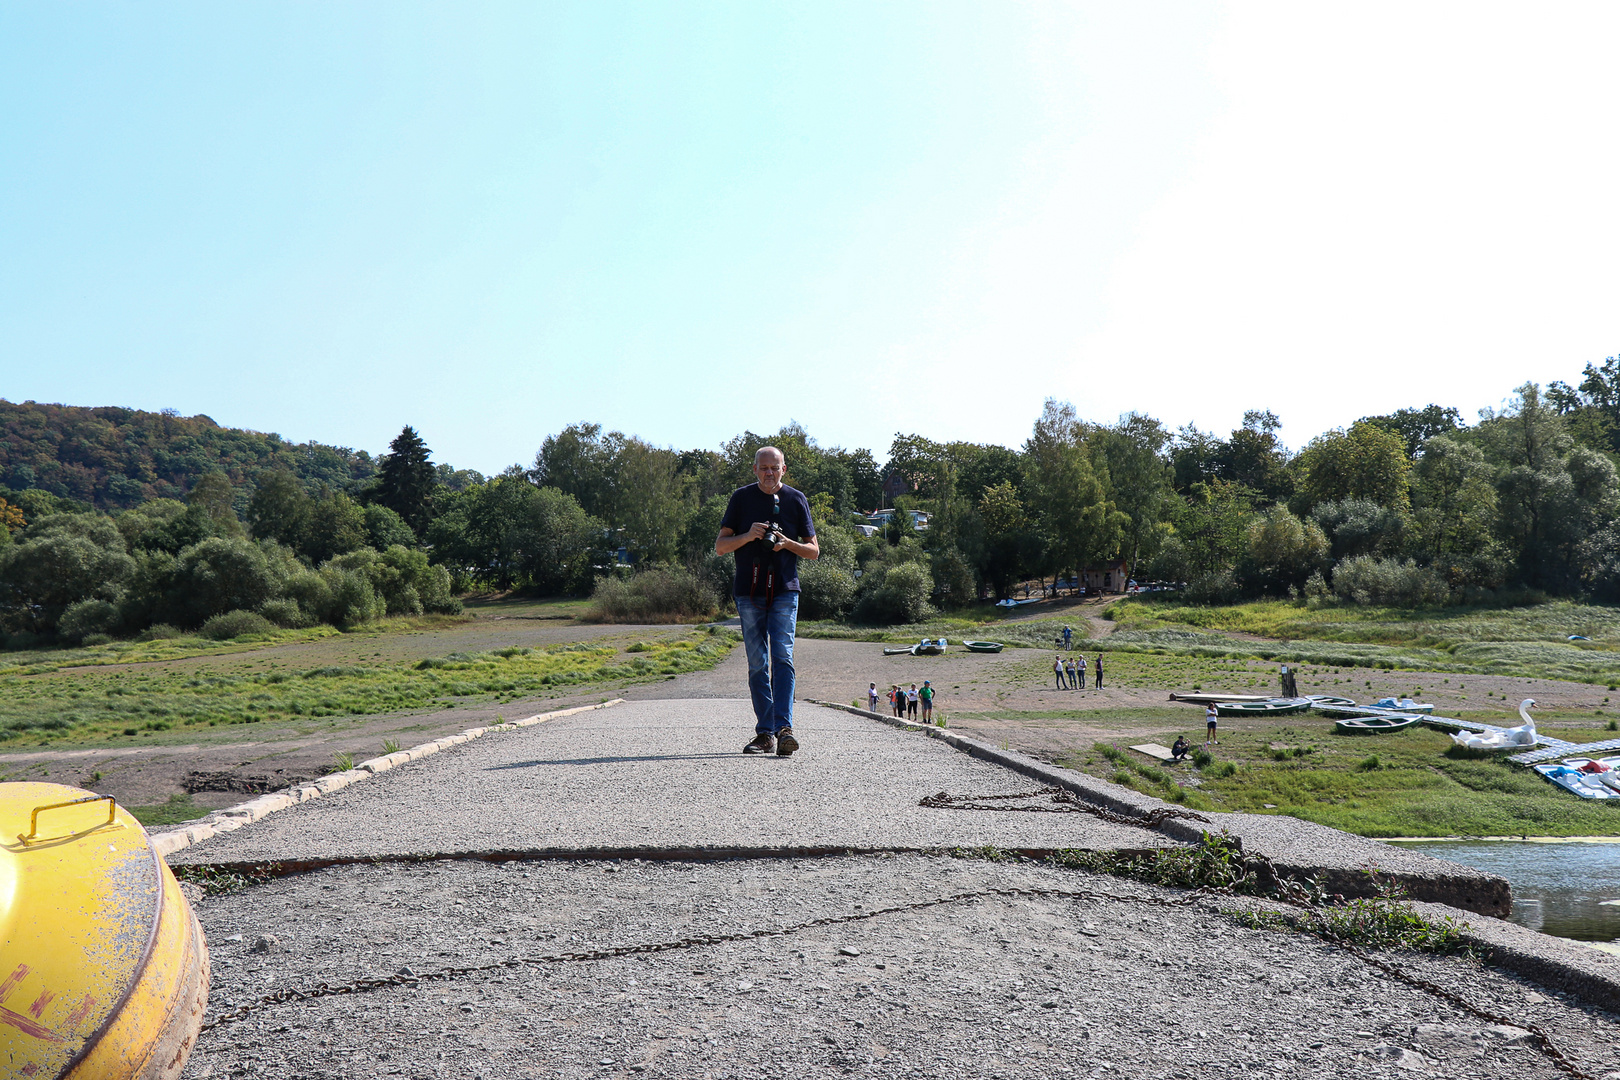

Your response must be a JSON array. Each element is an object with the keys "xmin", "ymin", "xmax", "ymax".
[{"xmin": 1170, "ymin": 735, "xmax": 1190, "ymax": 763}]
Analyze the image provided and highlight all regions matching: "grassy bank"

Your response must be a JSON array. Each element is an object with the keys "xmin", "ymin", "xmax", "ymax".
[
  {"xmin": 801, "ymin": 598, "xmax": 1620, "ymax": 686},
  {"xmin": 0, "ymin": 628, "xmax": 737, "ymax": 746},
  {"xmin": 1051, "ymin": 714, "xmax": 1620, "ymax": 837}
]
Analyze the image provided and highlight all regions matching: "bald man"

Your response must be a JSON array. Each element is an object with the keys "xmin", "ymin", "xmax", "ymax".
[{"xmin": 716, "ymin": 446, "xmax": 819, "ymax": 757}]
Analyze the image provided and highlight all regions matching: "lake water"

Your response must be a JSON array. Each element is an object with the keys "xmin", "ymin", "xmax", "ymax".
[{"xmin": 1391, "ymin": 840, "xmax": 1620, "ymax": 944}]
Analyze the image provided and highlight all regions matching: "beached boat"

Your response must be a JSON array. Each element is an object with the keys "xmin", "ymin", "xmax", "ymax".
[
  {"xmin": 1168, "ymin": 693, "xmax": 1272, "ymax": 705},
  {"xmin": 1534, "ymin": 756, "xmax": 1620, "ymax": 799},
  {"xmin": 962, "ymin": 640, "xmax": 1004, "ymax": 653},
  {"xmin": 884, "ymin": 638, "xmax": 948, "ymax": 656},
  {"xmin": 1215, "ymin": 698, "xmax": 1313, "ymax": 717},
  {"xmin": 1304, "ymin": 695, "xmax": 1359, "ymax": 709},
  {"xmin": 0, "ymin": 782, "xmax": 210, "ymax": 1079},
  {"xmin": 1371, "ymin": 697, "xmax": 1435, "ymax": 713},
  {"xmin": 994, "ymin": 598, "xmax": 1040, "ymax": 608},
  {"xmin": 1334, "ymin": 713, "xmax": 1426, "ymax": 734}
]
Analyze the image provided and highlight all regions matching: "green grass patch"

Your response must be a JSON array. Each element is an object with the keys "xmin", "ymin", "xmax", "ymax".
[
  {"xmin": 126, "ymin": 792, "xmax": 211, "ymax": 827},
  {"xmin": 805, "ymin": 597, "xmax": 1620, "ymax": 685},
  {"xmin": 0, "ymin": 628, "xmax": 739, "ymax": 746},
  {"xmin": 1058, "ymin": 717, "xmax": 1620, "ymax": 837}
]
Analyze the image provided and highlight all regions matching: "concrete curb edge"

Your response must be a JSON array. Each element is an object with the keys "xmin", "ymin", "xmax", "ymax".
[{"xmin": 150, "ymin": 699, "xmax": 626, "ymax": 860}]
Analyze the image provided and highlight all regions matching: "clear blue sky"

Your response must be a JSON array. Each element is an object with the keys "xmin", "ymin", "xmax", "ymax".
[{"xmin": 3, "ymin": 4, "xmax": 1617, "ymax": 474}]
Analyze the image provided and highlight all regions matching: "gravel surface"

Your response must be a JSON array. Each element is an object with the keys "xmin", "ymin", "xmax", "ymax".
[
  {"xmin": 170, "ymin": 702, "xmax": 1181, "ymax": 865},
  {"xmin": 183, "ymin": 854, "xmax": 1620, "ymax": 1080}
]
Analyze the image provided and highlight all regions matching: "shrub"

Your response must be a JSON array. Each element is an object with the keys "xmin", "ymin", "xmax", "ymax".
[
  {"xmin": 200, "ymin": 609, "xmax": 276, "ymax": 640},
  {"xmin": 258, "ymin": 598, "xmax": 313, "ymax": 629},
  {"xmin": 852, "ymin": 561, "xmax": 935, "ymax": 625},
  {"xmin": 1191, "ymin": 748, "xmax": 1214, "ymax": 768},
  {"xmin": 1183, "ymin": 569, "xmax": 1239, "ymax": 605},
  {"xmin": 321, "ymin": 566, "xmax": 386, "ymax": 628},
  {"xmin": 797, "ymin": 561, "xmax": 856, "ymax": 620},
  {"xmin": 585, "ymin": 566, "xmax": 719, "ymax": 623},
  {"xmin": 58, "ymin": 598, "xmax": 121, "ymax": 643},
  {"xmin": 137, "ymin": 623, "xmax": 183, "ymax": 641},
  {"xmin": 1330, "ymin": 555, "xmax": 1449, "ymax": 607}
]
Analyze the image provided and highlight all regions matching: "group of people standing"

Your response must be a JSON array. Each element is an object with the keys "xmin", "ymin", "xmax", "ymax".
[
  {"xmin": 1053, "ymin": 652, "xmax": 1103, "ymax": 690},
  {"xmin": 869, "ymin": 681, "xmax": 934, "ymax": 723}
]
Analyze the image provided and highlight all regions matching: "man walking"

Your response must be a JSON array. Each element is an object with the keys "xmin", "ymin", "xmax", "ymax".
[{"xmin": 716, "ymin": 446, "xmax": 819, "ymax": 757}]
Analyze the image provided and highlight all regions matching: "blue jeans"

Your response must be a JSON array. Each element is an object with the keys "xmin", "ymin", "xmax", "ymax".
[{"xmin": 736, "ymin": 592, "xmax": 799, "ymax": 734}]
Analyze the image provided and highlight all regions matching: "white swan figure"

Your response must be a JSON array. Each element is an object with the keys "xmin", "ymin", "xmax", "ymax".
[{"xmin": 1450, "ymin": 698, "xmax": 1537, "ymax": 750}]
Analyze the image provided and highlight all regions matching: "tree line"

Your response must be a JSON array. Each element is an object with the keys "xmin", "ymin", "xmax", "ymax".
[{"xmin": 2, "ymin": 357, "xmax": 1618, "ymax": 645}]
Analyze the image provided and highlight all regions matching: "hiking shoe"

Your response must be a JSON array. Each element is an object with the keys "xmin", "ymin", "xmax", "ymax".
[
  {"xmin": 775, "ymin": 728, "xmax": 799, "ymax": 757},
  {"xmin": 744, "ymin": 732, "xmax": 775, "ymax": 754}
]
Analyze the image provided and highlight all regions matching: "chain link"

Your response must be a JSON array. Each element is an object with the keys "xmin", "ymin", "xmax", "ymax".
[
  {"xmin": 922, "ymin": 789, "xmax": 1596, "ymax": 1080},
  {"xmin": 200, "ymin": 884, "xmax": 1203, "ymax": 1031},
  {"xmin": 920, "ymin": 785, "xmax": 1211, "ymax": 828},
  {"xmin": 198, "ymin": 793, "xmax": 1598, "ymax": 1080}
]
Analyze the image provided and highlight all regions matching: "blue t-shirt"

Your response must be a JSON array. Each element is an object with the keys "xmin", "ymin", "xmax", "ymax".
[{"xmin": 720, "ymin": 483, "xmax": 816, "ymax": 597}]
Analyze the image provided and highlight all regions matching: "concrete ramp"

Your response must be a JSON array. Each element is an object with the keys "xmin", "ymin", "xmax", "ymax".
[{"xmin": 169, "ymin": 700, "xmax": 1179, "ymax": 865}]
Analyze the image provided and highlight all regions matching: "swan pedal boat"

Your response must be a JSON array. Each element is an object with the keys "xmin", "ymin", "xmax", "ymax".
[{"xmin": 0, "ymin": 782, "xmax": 209, "ymax": 1079}]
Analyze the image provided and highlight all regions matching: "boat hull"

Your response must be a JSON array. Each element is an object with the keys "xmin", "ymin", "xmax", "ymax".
[
  {"xmin": 1214, "ymin": 699, "xmax": 1313, "ymax": 717},
  {"xmin": 1334, "ymin": 715, "xmax": 1425, "ymax": 734},
  {"xmin": 962, "ymin": 641, "xmax": 1004, "ymax": 653},
  {"xmin": 1534, "ymin": 757, "xmax": 1620, "ymax": 799},
  {"xmin": 0, "ymin": 782, "xmax": 210, "ymax": 1080}
]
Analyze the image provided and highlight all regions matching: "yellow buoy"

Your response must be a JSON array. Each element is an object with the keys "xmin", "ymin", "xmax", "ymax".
[{"xmin": 0, "ymin": 782, "xmax": 209, "ymax": 1079}]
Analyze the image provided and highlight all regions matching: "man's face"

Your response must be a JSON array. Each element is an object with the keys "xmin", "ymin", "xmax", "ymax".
[{"xmin": 754, "ymin": 452, "xmax": 785, "ymax": 493}]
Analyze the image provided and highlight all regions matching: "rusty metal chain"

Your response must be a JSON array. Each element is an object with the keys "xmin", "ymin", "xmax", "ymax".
[
  {"xmin": 919, "ymin": 786, "xmax": 1211, "ymax": 827},
  {"xmin": 200, "ymin": 883, "xmax": 1210, "ymax": 1032},
  {"xmin": 199, "ymin": 870, "xmax": 1596, "ymax": 1080},
  {"xmin": 1331, "ymin": 939, "xmax": 1593, "ymax": 1080},
  {"xmin": 924, "ymin": 790, "xmax": 1595, "ymax": 1080}
]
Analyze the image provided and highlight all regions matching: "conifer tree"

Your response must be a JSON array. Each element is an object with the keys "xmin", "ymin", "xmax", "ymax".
[{"xmin": 375, "ymin": 426, "xmax": 437, "ymax": 534}]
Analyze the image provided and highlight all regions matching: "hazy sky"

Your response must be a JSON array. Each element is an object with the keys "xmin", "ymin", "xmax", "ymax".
[{"xmin": 3, "ymin": 3, "xmax": 1617, "ymax": 474}]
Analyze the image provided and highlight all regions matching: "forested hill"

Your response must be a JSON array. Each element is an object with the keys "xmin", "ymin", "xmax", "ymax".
[{"xmin": 0, "ymin": 400, "xmax": 378, "ymax": 510}]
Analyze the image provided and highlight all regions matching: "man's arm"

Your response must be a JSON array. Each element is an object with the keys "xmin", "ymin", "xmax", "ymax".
[
  {"xmin": 716, "ymin": 526, "xmax": 818, "ymax": 559},
  {"xmin": 778, "ymin": 534, "xmax": 818, "ymax": 560},
  {"xmin": 716, "ymin": 523, "xmax": 767, "ymax": 556}
]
